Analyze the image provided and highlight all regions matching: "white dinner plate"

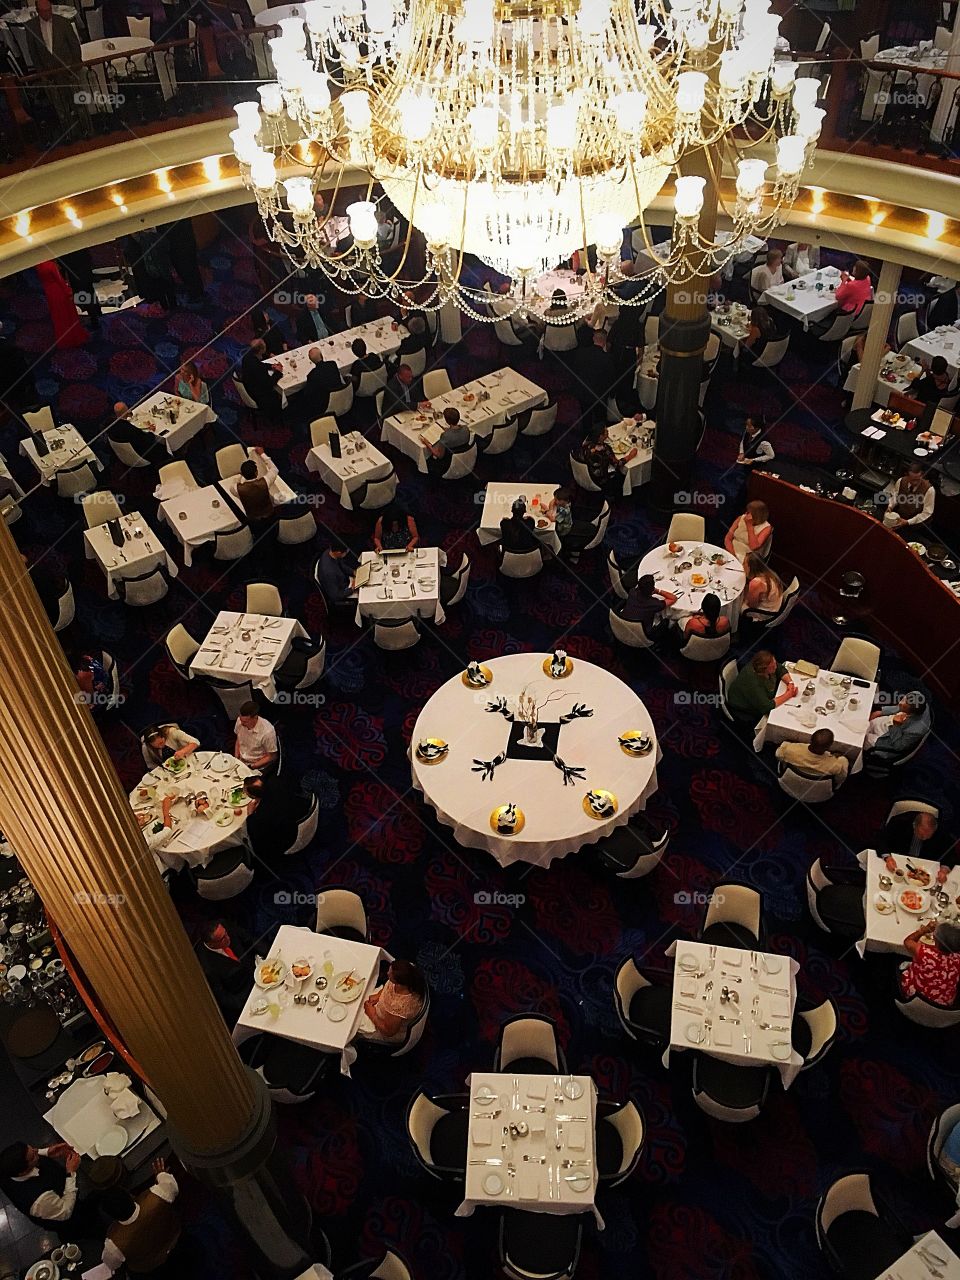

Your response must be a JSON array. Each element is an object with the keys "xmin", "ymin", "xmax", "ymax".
[
  {"xmin": 566, "ymin": 1173, "xmax": 591, "ymax": 1193},
  {"xmin": 483, "ymin": 1172, "xmax": 504, "ymax": 1196},
  {"xmin": 770, "ymin": 1042, "xmax": 792, "ymax": 1061},
  {"xmin": 96, "ymin": 1125, "xmax": 127, "ymax": 1156},
  {"xmin": 677, "ymin": 953, "xmax": 699, "ymax": 971},
  {"xmin": 326, "ymin": 1003, "xmax": 348, "ymax": 1022},
  {"xmin": 563, "ymin": 1078, "xmax": 584, "ymax": 1100},
  {"xmin": 760, "ymin": 956, "xmax": 783, "ymax": 975},
  {"xmin": 685, "ymin": 1021, "xmax": 705, "ymax": 1045},
  {"xmin": 475, "ymin": 1088, "xmax": 498, "ymax": 1106}
]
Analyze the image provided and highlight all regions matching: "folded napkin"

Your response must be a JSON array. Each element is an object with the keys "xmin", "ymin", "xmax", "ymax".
[
  {"xmin": 723, "ymin": 951, "xmax": 742, "ymax": 967},
  {"xmin": 525, "ymin": 1079, "xmax": 547, "ymax": 1101},
  {"xmin": 473, "ymin": 1119, "xmax": 493, "ymax": 1146},
  {"xmin": 518, "ymin": 1167, "xmax": 540, "ymax": 1200},
  {"xmin": 528, "ymin": 1115, "xmax": 546, "ymax": 1136},
  {"xmin": 679, "ymin": 978, "xmax": 698, "ymax": 998},
  {"xmin": 712, "ymin": 1024, "xmax": 734, "ymax": 1048},
  {"xmin": 110, "ymin": 1090, "xmax": 141, "ymax": 1120},
  {"xmin": 768, "ymin": 996, "xmax": 791, "ymax": 1020},
  {"xmin": 104, "ymin": 1072, "xmax": 132, "ymax": 1096},
  {"xmin": 566, "ymin": 1121, "xmax": 586, "ymax": 1151}
]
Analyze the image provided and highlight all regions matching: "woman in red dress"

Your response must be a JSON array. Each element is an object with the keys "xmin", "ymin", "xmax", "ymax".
[{"xmin": 35, "ymin": 260, "xmax": 89, "ymax": 350}]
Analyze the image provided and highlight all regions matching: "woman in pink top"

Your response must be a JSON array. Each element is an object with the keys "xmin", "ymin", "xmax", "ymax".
[
  {"xmin": 362, "ymin": 960, "xmax": 426, "ymax": 1040},
  {"xmin": 834, "ymin": 260, "xmax": 873, "ymax": 314}
]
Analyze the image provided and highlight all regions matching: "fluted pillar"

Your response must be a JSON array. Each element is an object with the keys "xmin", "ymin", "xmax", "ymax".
[
  {"xmin": 851, "ymin": 260, "xmax": 902, "ymax": 411},
  {"xmin": 0, "ymin": 520, "xmax": 324, "ymax": 1277}
]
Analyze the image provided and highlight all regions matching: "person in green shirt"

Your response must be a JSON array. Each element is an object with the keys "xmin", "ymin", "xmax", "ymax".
[{"xmin": 727, "ymin": 650, "xmax": 797, "ymax": 724}]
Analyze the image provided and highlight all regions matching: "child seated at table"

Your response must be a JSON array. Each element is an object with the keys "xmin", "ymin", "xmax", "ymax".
[{"xmin": 359, "ymin": 960, "xmax": 426, "ymax": 1043}]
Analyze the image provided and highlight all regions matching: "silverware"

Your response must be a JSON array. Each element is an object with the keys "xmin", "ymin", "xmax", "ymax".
[
  {"xmin": 560, "ymin": 1158, "xmax": 592, "ymax": 1167},
  {"xmin": 563, "ymin": 1174, "xmax": 591, "ymax": 1183},
  {"xmin": 675, "ymin": 1003, "xmax": 703, "ymax": 1015},
  {"xmin": 721, "ymin": 972, "xmax": 742, "ymax": 983},
  {"xmin": 554, "ymin": 1114, "xmax": 586, "ymax": 1122},
  {"xmin": 469, "ymin": 1158, "xmax": 503, "ymax": 1165},
  {"xmin": 522, "ymin": 1154, "xmax": 545, "ymax": 1163}
]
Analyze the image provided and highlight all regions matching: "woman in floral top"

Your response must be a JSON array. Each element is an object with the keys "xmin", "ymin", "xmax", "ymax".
[
  {"xmin": 900, "ymin": 922, "xmax": 960, "ymax": 1007},
  {"xmin": 361, "ymin": 960, "xmax": 426, "ymax": 1041}
]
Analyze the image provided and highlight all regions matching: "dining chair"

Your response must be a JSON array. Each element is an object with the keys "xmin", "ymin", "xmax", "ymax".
[
  {"xmin": 115, "ymin": 566, "xmax": 169, "ymax": 606},
  {"xmin": 213, "ymin": 525, "xmax": 254, "ymax": 561},
  {"xmin": 55, "ymin": 461, "xmax": 99, "ymax": 499},
  {"xmin": 479, "ymin": 418, "xmax": 519, "ymax": 456},
  {"xmin": 310, "ymin": 416, "xmax": 339, "ymax": 449},
  {"xmin": 165, "ymin": 623, "xmax": 201, "ymax": 678},
  {"xmin": 595, "ymin": 1097, "xmax": 646, "ymax": 1185},
  {"xmin": 158, "ymin": 460, "xmax": 198, "ymax": 492},
  {"xmin": 421, "ymin": 369, "xmax": 452, "ymax": 399},
  {"xmin": 355, "ymin": 469, "xmax": 399, "ymax": 510},
  {"xmin": 777, "ymin": 762, "xmax": 840, "ymax": 804},
  {"xmin": 405, "ymin": 1088, "xmax": 470, "ymax": 1180},
  {"xmin": 612, "ymin": 956, "xmax": 672, "ymax": 1048},
  {"xmin": 678, "ymin": 631, "xmax": 732, "ymax": 663},
  {"xmin": 276, "ymin": 505, "xmax": 317, "ymax": 545},
  {"xmin": 282, "ymin": 793, "xmax": 319, "ymax": 855},
  {"xmin": 215, "ymin": 444, "xmax": 247, "ymax": 479},
  {"xmin": 81, "ymin": 490, "xmax": 122, "ymax": 528},
  {"xmin": 699, "ymin": 882, "xmax": 763, "ymax": 948},
  {"xmin": 831, "ymin": 636, "xmax": 880, "ymax": 682},
  {"xmin": 815, "ymin": 1173, "xmax": 912, "ymax": 1279},
  {"xmin": 498, "ymin": 1208, "xmax": 581, "ymax": 1280},
  {"xmin": 665, "ymin": 513, "xmax": 705, "ymax": 542},
  {"xmin": 792, "ymin": 997, "xmax": 838, "ymax": 1070},
  {"xmin": 608, "ymin": 609, "xmax": 655, "ymax": 649},
  {"xmin": 440, "ymin": 553, "xmax": 471, "ymax": 609},
  {"xmin": 522, "ymin": 400, "xmax": 558, "ymax": 436},
  {"xmin": 372, "ymin": 616, "xmax": 422, "ymax": 650},
  {"xmin": 23, "ymin": 406, "xmax": 55, "ymax": 434},
  {"xmin": 326, "ymin": 383, "xmax": 355, "ymax": 418},
  {"xmin": 805, "ymin": 857, "xmax": 866, "ymax": 940},
  {"xmin": 494, "ymin": 1014, "xmax": 566, "ymax": 1074},
  {"xmin": 499, "ymin": 547, "xmax": 544, "ymax": 579},
  {"xmin": 53, "ymin": 581, "xmax": 75, "ymax": 632},
  {"xmin": 314, "ymin": 887, "xmax": 368, "ymax": 942},
  {"xmin": 597, "ymin": 814, "xmax": 670, "ymax": 880},
  {"xmin": 245, "ymin": 582, "xmax": 283, "ymax": 616},
  {"xmin": 245, "ymin": 1033, "xmax": 331, "ymax": 1104},
  {"xmin": 440, "ymin": 443, "xmax": 477, "ymax": 481},
  {"xmin": 337, "ymin": 1249, "xmax": 414, "ymax": 1280},
  {"xmin": 691, "ymin": 1055, "xmax": 772, "ymax": 1123}
]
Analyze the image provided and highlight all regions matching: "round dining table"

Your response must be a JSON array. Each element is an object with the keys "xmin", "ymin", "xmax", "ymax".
[
  {"xmin": 635, "ymin": 540, "xmax": 746, "ymax": 626},
  {"xmin": 410, "ymin": 653, "xmax": 659, "ymax": 868}
]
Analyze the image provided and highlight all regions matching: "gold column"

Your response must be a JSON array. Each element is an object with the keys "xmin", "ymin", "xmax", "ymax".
[
  {"xmin": 0, "ymin": 520, "xmax": 254, "ymax": 1152},
  {"xmin": 851, "ymin": 259, "xmax": 902, "ymax": 411}
]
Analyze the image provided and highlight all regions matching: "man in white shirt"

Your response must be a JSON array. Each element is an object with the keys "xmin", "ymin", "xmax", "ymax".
[
  {"xmin": 101, "ymin": 1157, "xmax": 180, "ymax": 1274},
  {"xmin": 881, "ymin": 463, "xmax": 935, "ymax": 528},
  {"xmin": 0, "ymin": 1141, "xmax": 80, "ymax": 1228},
  {"xmin": 750, "ymin": 249, "xmax": 785, "ymax": 296},
  {"xmin": 233, "ymin": 702, "xmax": 278, "ymax": 770}
]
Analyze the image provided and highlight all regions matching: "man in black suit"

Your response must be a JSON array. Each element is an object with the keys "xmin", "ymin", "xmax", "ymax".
[
  {"xmin": 294, "ymin": 294, "xmax": 331, "ymax": 345},
  {"xmin": 350, "ymin": 292, "xmax": 377, "ymax": 327},
  {"xmin": 929, "ymin": 283, "xmax": 960, "ymax": 330},
  {"xmin": 105, "ymin": 401, "xmax": 166, "ymax": 464},
  {"xmin": 348, "ymin": 337, "xmax": 384, "ymax": 386},
  {"xmin": 390, "ymin": 313, "xmax": 428, "ymax": 368},
  {"xmin": 24, "ymin": 0, "xmax": 82, "ymax": 131},
  {"xmin": 301, "ymin": 347, "xmax": 346, "ymax": 418},
  {"xmin": 571, "ymin": 329, "xmax": 617, "ymax": 417},
  {"xmin": 240, "ymin": 339, "xmax": 283, "ymax": 418},
  {"xmin": 196, "ymin": 920, "xmax": 252, "ymax": 1022},
  {"xmin": 879, "ymin": 810, "xmax": 957, "ymax": 867},
  {"xmin": 381, "ymin": 363, "xmax": 421, "ymax": 419}
]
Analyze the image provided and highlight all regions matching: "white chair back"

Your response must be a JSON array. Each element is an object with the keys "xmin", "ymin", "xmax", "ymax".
[
  {"xmin": 542, "ymin": 323, "xmax": 578, "ymax": 354},
  {"xmin": 608, "ymin": 609, "xmax": 654, "ymax": 649},
  {"xmin": 679, "ymin": 631, "xmax": 732, "ymax": 662},
  {"xmin": 703, "ymin": 884, "xmax": 761, "ymax": 939},
  {"xmin": 443, "ymin": 554, "xmax": 471, "ymax": 607},
  {"xmin": 357, "ymin": 366, "xmax": 388, "ymax": 398},
  {"xmin": 441, "ymin": 443, "xmax": 477, "ymax": 480},
  {"xmin": 214, "ymin": 524, "xmax": 254, "ymax": 560},
  {"xmin": 499, "ymin": 548, "xmax": 543, "ymax": 579},
  {"xmin": 166, "ymin": 623, "xmax": 200, "ymax": 671},
  {"xmin": 482, "ymin": 418, "xmax": 519, "ymax": 456},
  {"xmin": 215, "ymin": 444, "xmax": 247, "ymax": 479},
  {"xmin": 118, "ymin": 567, "xmax": 169, "ymax": 606},
  {"xmin": 310, "ymin": 416, "xmax": 339, "ymax": 449},
  {"xmin": 778, "ymin": 765, "xmax": 837, "ymax": 803},
  {"xmin": 373, "ymin": 618, "xmax": 421, "ymax": 649},
  {"xmin": 285, "ymin": 795, "xmax": 319, "ymax": 854},
  {"xmin": 422, "ymin": 369, "xmax": 452, "ymax": 400},
  {"xmin": 498, "ymin": 1017, "xmax": 559, "ymax": 1071},
  {"xmin": 404, "ymin": 347, "xmax": 428, "ymax": 379},
  {"xmin": 818, "ymin": 1174, "xmax": 877, "ymax": 1237},
  {"xmin": 753, "ymin": 335, "xmax": 790, "ymax": 367},
  {"xmin": 54, "ymin": 582, "xmax": 75, "ymax": 632},
  {"xmin": 849, "ymin": 300, "xmax": 872, "ymax": 333},
  {"xmin": 81, "ymin": 492, "xmax": 122, "ymax": 527},
  {"xmin": 798, "ymin": 999, "xmax": 838, "ymax": 1067},
  {"xmin": 603, "ymin": 1101, "xmax": 645, "ymax": 1180},
  {"xmin": 494, "ymin": 317, "xmax": 524, "ymax": 346},
  {"xmin": 896, "ymin": 311, "xmax": 920, "ymax": 350},
  {"xmin": 887, "ymin": 799, "xmax": 939, "ymax": 821},
  {"xmin": 232, "ymin": 376, "xmax": 259, "ymax": 410},
  {"xmin": 56, "ymin": 463, "xmax": 98, "ymax": 498},
  {"xmin": 816, "ymin": 312, "xmax": 854, "ymax": 345},
  {"xmin": 370, "ymin": 1250, "xmax": 413, "ymax": 1280},
  {"xmin": 607, "ymin": 550, "xmax": 630, "ymax": 599},
  {"xmin": 126, "ymin": 14, "xmax": 150, "ymax": 36},
  {"xmin": 358, "ymin": 471, "xmax": 399, "ymax": 509},
  {"xmin": 277, "ymin": 508, "xmax": 317, "ymax": 545},
  {"xmin": 108, "ymin": 438, "xmax": 150, "ymax": 468},
  {"xmin": 315, "ymin": 888, "xmax": 367, "ymax": 937},
  {"xmin": 158, "ymin": 461, "xmax": 198, "ymax": 492},
  {"xmin": 643, "ymin": 314, "xmax": 659, "ymax": 348},
  {"xmin": 583, "ymin": 503, "xmax": 610, "ymax": 551},
  {"xmin": 832, "ymin": 637, "xmax": 880, "ymax": 681},
  {"xmin": 523, "ymin": 401, "xmax": 557, "ymax": 436},
  {"xmin": 23, "ymin": 406, "xmax": 55, "ymax": 434},
  {"xmin": 569, "ymin": 455, "xmax": 602, "ymax": 492},
  {"xmin": 326, "ymin": 383, "xmax": 355, "ymax": 418},
  {"xmin": 246, "ymin": 582, "xmax": 282, "ymax": 616},
  {"xmin": 208, "ymin": 679, "xmax": 258, "ymax": 720},
  {"xmin": 666, "ymin": 513, "xmax": 705, "ymax": 542},
  {"xmin": 758, "ymin": 576, "xmax": 800, "ymax": 631}
]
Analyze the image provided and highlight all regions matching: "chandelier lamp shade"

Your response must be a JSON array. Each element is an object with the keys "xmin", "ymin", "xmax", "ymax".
[{"xmin": 231, "ymin": 0, "xmax": 821, "ymax": 322}]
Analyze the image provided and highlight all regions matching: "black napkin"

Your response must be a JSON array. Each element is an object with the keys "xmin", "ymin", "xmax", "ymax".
[
  {"xmin": 485, "ymin": 696, "xmax": 514, "ymax": 721},
  {"xmin": 108, "ymin": 518, "xmax": 125, "ymax": 547},
  {"xmin": 34, "ymin": 433, "xmax": 49, "ymax": 457},
  {"xmin": 471, "ymin": 752, "xmax": 506, "ymax": 782},
  {"xmin": 559, "ymin": 703, "xmax": 593, "ymax": 724},
  {"xmin": 553, "ymin": 755, "xmax": 586, "ymax": 786},
  {"xmin": 329, "ymin": 432, "xmax": 341, "ymax": 458}
]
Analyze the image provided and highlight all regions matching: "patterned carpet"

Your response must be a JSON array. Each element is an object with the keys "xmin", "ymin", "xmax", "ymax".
[{"xmin": 1, "ymin": 218, "xmax": 958, "ymax": 1280}]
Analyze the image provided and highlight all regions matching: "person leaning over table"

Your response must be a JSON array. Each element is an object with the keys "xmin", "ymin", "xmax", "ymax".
[
  {"xmin": 577, "ymin": 420, "xmax": 638, "ymax": 492},
  {"xmin": 106, "ymin": 401, "xmax": 166, "ymax": 464},
  {"xmin": 240, "ymin": 339, "xmax": 283, "ymax": 419},
  {"xmin": 865, "ymin": 691, "xmax": 931, "ymax": 759},
  {"xmin": 835, "ymin": 260, "xmax": 873, "ymax": 314},
  {"xmin": 136, "ymin": 796, "xmax": 175, "ymax": 854},
  {"xmin": 782, "ymin": 241, "xmax": 821, "ymax": 281},
  {"xmin": 175, "ymin": 360, "xmax": 209, "ymax": 406},
  {"xmin": 776, "ymin": 727, "xmax": 849, "ymax": 782},
  {"xmin": 359, "ymin": 959, "xmax": 427, "ymax": 1043},
  {"xmin": 619, "ymin": 574, "xmax": 678, "ymax": 643},
  {"xmin": 899, "ymin": 921, "xmax": 960, "ymax": 1009},
  {"xmin": 725, "ymin": 500, "xmax": 773, "ymax": 560},
  {"xmin": 316, "ymin": 544, "xmax": 358, "ymax": 606},
  {"xmin": 233, "ymin": 702, "xmax": 278, "ymax": 772},
  {"xmin": 100, "ymin": 1157, "xmax": 181, "ymax": 1275},
  {"xmin": 910, "ymin": 355, "xmax": 953, "ymax": 406},
  {"xmin": 879, "ymin": 462, "xmax": 935, "ymax": 530},
  {"xmin": 141, "ymin": 723, "xmax": 199, "ymax": 768},
  {"xmin": 726, "ymin": 650, "xmax": 797, "ymax": 724},
  {"xmin": 374, "ymin": 504, "xmax": 419, "ymax": 553},
  {"xmin": 0, "ymin": 1141, "xmax": 81, "ymax": 1233}
]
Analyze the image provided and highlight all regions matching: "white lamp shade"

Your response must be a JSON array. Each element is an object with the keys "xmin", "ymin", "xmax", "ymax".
[
  {"xmin": 770, "ymin": 60, "xmax": 797, "ymax": 94},
  {"xmin": 456, "ymin": 0, "xmax": 493, "ymax": 44},
  {"xmin": 230, "ymin": 128, "xmax": 261, "ymax": 165},
  {"xmin": 719, "ymin": 50, "xmax": 749, "ymax": 92},
  {"xmin": 469, "ymin": 103, "xmax": 499, "ymax": 150},
  {"xmin": 301, "ymin": 70, "xmax": 331, "ymax": 113},
  {"xmin": 547, "ymin": 103, "xmax": 578, "ymax": 151},
  {"xmin": 674, "ymin": 175, "xmax": 705, "ymax": 219},
  {"xmin": 276, "ymin": 50, "xmax": 309, "ymax": 92},
  {"xmin": 340, "ymin": 89, "xmax": 371, "ymax": 131},
  {"xmin": 736, "ymin": 158, "xmax": 767, "ymax": 198},
  {"xmin": 234, "ymin": 101, "xmax": 261, "ymax": 134},
  {"xmin": 258, "ymin": 82, "xmax": 284, "ymax": 115},
  {"xmin": 284, "ymin": 176, "xmax": 315, "ymax": 216},
  {"xmin": 397, "ymin": 87, "xmax": 435, "ymax": 142},
  {"xmin": 303, "ymin": 0, "xmax": 331, "ymax": 33},
  {"xmin": 365, "ymin": 0, "xmax": 394, "ymax": 33},
  {"xmin": 676, "ymin": 71, "xmax": 707, "ymax": 114},
  {"xmin": 577, "ymin": 0, "xmax": 610, "ymax": 37},
  {"xmin": 613, "ymin": 91, "xmax": 647, "ymax": 134},
  {"xmin": 250, "ymin": 151, "xmax": 277, "ymax": 190},
  {"xmin": 776, "ymin": 134, "xmax": 806, "ymax": 176},
  {"xmin": 417, "ymin": 203, "xmax": 451, "ymax": 247},
  {"xmin": 347, "ymin": 199, "xmax": 378, "ymax": 246},
  {"xmin": 793, "ymin": 78, "xmax": 820, "ymax": 109},
  {"xmin": 591, "ymin": 212, "xmax": 623, "ymax": 256},
  {"xmin": 796, "ymin": 106, "xmax": 825, "ymax": 140},
  {"xmin": 277, "ymin": 16, "xmax": 306, "ymax": 48},
  {"xmin": 686, "ymin": 21, "xmax": 710, "ymax": 51}
]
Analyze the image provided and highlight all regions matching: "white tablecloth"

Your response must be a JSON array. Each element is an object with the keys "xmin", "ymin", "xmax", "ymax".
[
  {"xmin": 636, "ymin": 232, "xmax": 766, "ymax": 280},
  {"xmin": 83, "ymin": 511, "xmax": 178, "ymax": 600},
  {"xmin": 232, "ymin": 924, "xmax": 384, "ymax": 1076},
  {"xmin": 158, "ymin": 462, "xmax": 295, "ymax": 566},
  {"xmin": 905, "ymin": 325, "xmax": 960, "ymax": 377},
  {"xmin": 0, "ymin": 5, "xmax": 77, "ymax": 65},
  {"xmin": 129, "ymin": 751, "xmax": 256, "ymax": 869},
  {"xmin": 457, "ymin": 1072, "xmax": 601, "ymax": 1226},
  {"xmin": 44, "ymin": 1077, "xmax": 161, "ymax": 1160},
  {"xmin": 356, "ymin": 548, "xmax": 443, "ymax": 624},
  {"xmin": 844, "ymin": 351, "xmax": 924, "ymax": 407},
  {"xmin": 857, "ymin": 848, "xmax": 960, "ymax": 957},
  {"xmin": 636, "ymin": 541, "xmax": 745, "ymax": 624},
  {"xmin": 81, "ymin": 36, "xmax": 177, "ymax": 103},
  {"xmin": 410, "ymin": 653, "xmax": 659, "ymax": 868},
  {"xmin": 130, "ymin": 392, "xmax": 215, "ymax": 454},
  {"xmin": 306, "ymin": 432, "xmax": 392, "ymax": 510},
  {"xmin": 19, "ymin": 425, "xmax": 99, "ymax": 486},
  {"xmin": 477, "ymin": 484, "xmax": 561, "ymax": 556},
  {"xmin": 762, "ymin": 266, "xmax": 842, "ymax": 329},
  {"xmin": 607, "ymin": 418, "xmax": 654, "ymax": 494},
  {"xmin": 877, "ymin": 1233, "xmax": 960, "ymax": 1280},
  {"xmin": 382, "ymin": 369, "xmax": 547, "ymax": 473},
  {"xmin": 190, "ymin": 611, "xmax": 308, "ymax": 699},
  {"xmin": 0, "ymin": 452, "xmax": 24, "ymax": 523},
  {"xmin": 271, "ymin": 319, "xmax": 403, "ymax": 393},
  {"xmin": 711, "ymin": 302, "xmax": 752, "ymax": 356},
  {"xmin": 665, "ymin": 940, "xmax": 802, "ymax": 1088},
  {"xmin": 634, "ymin": 342, "xmax": 660, "ymax": 412},
  {"xmin": 754, "ymin": 663, "xmax": 877, "ymax": 770}
]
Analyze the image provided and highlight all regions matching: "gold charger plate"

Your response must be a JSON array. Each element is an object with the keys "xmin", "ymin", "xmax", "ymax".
[
  {"xmin": 618, "ymin": 730, "xmax": 653, "ymax": 756},
  {"xmin": 490, "ymin": 805, "xmax": 525, "ymax": 835},
  {"xmin": 542, "ymin": 656, "xmax": 573, "ymax": 678},
  {"xmin": 583, "ymin": 789, "xmax": 618, "ymax": 819},
  {"xmin": 462, "ymin": 665, "xmax": 493, "ymax": 688},
  {"xmin": 415, "ymin": 737, "xmax": 449, "ymax": 764}
]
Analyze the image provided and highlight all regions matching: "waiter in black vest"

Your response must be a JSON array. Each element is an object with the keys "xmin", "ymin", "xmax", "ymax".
[{"xmin": 0, "ymin": 1141, "xmax": 81, "ymax": 1231}]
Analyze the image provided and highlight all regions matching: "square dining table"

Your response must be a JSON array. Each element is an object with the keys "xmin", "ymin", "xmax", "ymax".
[
  {"xmin": 456, "ymin": 1072, "xmax": 602, "ymax": 1226},
  {"xmin": 857, "ymin": 849, "xmax": 960, "ymax": 957},
  {"xmin": 306, "ymin": 431, "xmax": 393, "ymax": 510},
  {"xmin": 753, "ymin": 663, "xmax": 878, "ymax": 771},
  {"xmin": 355, "ymin": 548, "xmax": 443, "ymax": 624},
  {"xmin": 666, "ymin": 940, "xmax": 803, "ymax": 1086},
  {"xmin": 905, "ymin": 324, "xmax": 960, "ymax": 378},
  {"xmin": 130, "ymin": 391, "xmax": 216, "ymax": 454},
  {"xmin": 232, "ymin": 924, "xmax": 385, "ymax": 1076},
  {"xmin": 876, "ymin": 1232, "xmax": 960, "ymax": 1280},
  {"xmin": 477, "ymin": 483, "xmax": 561, "ymax": 555},
  {"xmin": 19, "ymin": 425, "xmax": 100, "ymax": 486},
  {"xmin": 190, "ymin": 611, "xmax": 308, "ymax": 699},
  {"xmin": 761, "ymin": 266, "xmax": 842, "ymax": 329},
  {"xmin": 83, "ymin": 510, "xmax": 178, "ymax": 600}
]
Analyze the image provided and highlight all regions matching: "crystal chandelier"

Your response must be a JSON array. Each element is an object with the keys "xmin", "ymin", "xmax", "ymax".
[{"xmin": 230, "ymin": 0, "xmax": 822, "ymax": 323}]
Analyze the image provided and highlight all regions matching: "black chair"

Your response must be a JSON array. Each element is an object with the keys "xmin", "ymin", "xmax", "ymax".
[
  {"xmin": 192, "ymin": 846, "xmax": 254, "ymax": 901},
  {"xmin": 595, "ymin": 1096, "xmax": 646, "ymax": 1185},
  {"xmin": 439, "ymin": 552, "xmax": 471, "ymax": 609},
  {"xmin": 806, "ymin": 857, "xmax": 866, "ymax": 939},
  {"xmin": 498, "ymin": 1208, "xmax": 582, "ymax": 1280},
  {"xmin": 494, "ymin": 1014, "xmax": 567, "ymax": 1074},
  {"xmin": 405, "ymin": 1088, "xmax": 470, "ymax": 1181},
  {"xmin": 274, "ymin": 636, "xmax": 326, "ymax": 693},
  {"xmin": 336, "ymin": 1248, "xmax": 413, "ymax": 1280},
  {"xmin": 247, "ymin": 1035, "xmax": 332, "ymax": 1104},
  {"xmin": 692, "ymin": 1054, "xmax": 773, "ymax": 1123},
  {"xmin": 791, "ymin": 997, "xmax": 838, "ymax": 1070},
  {"xmin": 927, "ymin": 1103, "xmax": 960, "ymax": 1206},
  {"xmin": 596, "ymin": 813, "xmax": 669, "ymax": 879},
  {"xmin": 815, "ymin": 1172, "xmax": 912, "ymax": 1280},
  {"xmin": 612, "ymin": 956, "xmax": 673, "ymax": 1050}
]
